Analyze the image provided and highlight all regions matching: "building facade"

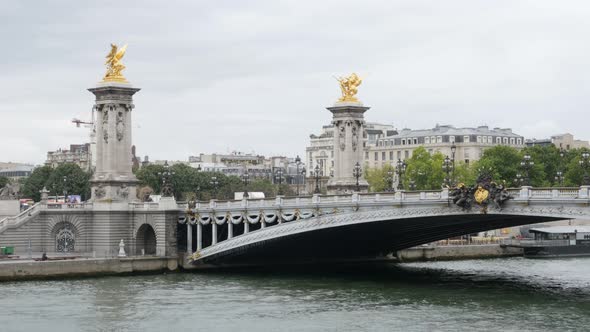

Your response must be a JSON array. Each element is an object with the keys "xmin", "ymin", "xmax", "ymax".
[
  {"xmin": 526, "ymin": 133, "xmax": 589, "ymax": 151},
  {"xmin": 367, "ymin": 125, "xmax": 524, "ymax": 169},
  {"xmin": 45, "ymin": 144, "xmax": 92, "ymax": 171},
  {"xmin": 306, "ymin": 122, "xmax": 394, "ymax": 177}
]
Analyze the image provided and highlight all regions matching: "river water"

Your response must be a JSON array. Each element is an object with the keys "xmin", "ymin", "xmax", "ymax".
[{"xmin": 0, "ymin": 257, "xmax": 589, "ymax": 332}]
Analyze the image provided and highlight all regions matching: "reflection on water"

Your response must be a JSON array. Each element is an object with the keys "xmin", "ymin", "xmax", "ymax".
[{"xmin": 0, "ymin": 257, "xmax": 589, "ymax": 332}]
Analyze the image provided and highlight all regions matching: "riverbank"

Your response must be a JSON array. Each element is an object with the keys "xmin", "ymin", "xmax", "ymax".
[
  {"xmin": 0, "ymin": 256, "xmax": 178, "ymax": 281},
  {"xmin": 396, "ymin": 244, "xmax": 523, "ymax": 262}
]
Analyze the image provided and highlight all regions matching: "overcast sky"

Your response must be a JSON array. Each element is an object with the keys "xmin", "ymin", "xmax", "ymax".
[{"xmin": 2, "ymin": 0, "xmax": 590, "ymax": 165}]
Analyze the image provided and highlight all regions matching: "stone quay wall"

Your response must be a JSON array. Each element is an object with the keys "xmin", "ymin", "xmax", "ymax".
[
  {"xmin": 0, "ymin": 257, "xmax": 178, "ymax": 281},
  {"xmin": 396, "ymin": 244, "xmax": 523, "ymax": 262}
]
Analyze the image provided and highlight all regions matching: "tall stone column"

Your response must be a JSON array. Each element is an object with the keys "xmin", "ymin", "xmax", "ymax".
[
  {"xmin": 88, "ymin": 82, "xmax": 140, "ymax": 202},
  {"xmin": 326, "ymin": 102, "xmax": 370, "ymax": 194}
]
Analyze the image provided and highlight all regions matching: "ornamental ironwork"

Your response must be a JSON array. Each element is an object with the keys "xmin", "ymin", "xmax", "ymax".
[
  {"xmin": 56, "ymin": 223, "xmax": 76, "ymax": 252},
  {"xmin": 449, "ymin": 173, "xmax": 511, "ymax": 213}
]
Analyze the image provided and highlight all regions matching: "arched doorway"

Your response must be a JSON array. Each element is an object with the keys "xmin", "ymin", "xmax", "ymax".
[
  {"xmin": 54, "ymin": 222, "xmax": 76, "ymax": 253},
  {"xmin": 136, "ymin": 224, "xmax": 157, "ymax": 255}
]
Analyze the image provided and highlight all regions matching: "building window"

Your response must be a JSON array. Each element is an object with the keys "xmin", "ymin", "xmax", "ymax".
[
  {"xmin": 496, "ymin": 137, "xmax": 501, "ymax": 144},
  {"xmin": 382, "ymin": 152, "xmax": 386, "ymax": 160},
  {"xmin": 397, "ymin": 151, "xmax": 401, "ymax": 159},
  {"xmin": 450, "ymin": 136, "xmax": 455, "ymax": 143},
  {"xmin": 404, "ymin": 150, "xmax": 409, "ymax": 159},
  {"xmin": 503, "ymin": 137, "xmax": 509, "ymax": 144},
  {"xmin": 477, "ymin": 136, "xmax": 482, "ymax": 143},
  {"xmin": 488, "ymin": 136, "xmax": 492, "ymax": 143},
  {"xmin": 413, "ymin": 138, "xmax": 418, "ymax": 145},
  {"xmin": 374, "ymin": 152, "xmax": 378, "ymax": 161},
  {"xmin": 517, "ymin": 138, "xmax": 522, "ymax": 145},
  {"xmin": 464, "ymin": 136, "xmax": 470, "ymax": 143},
  {"xmin": 365, "ymin": 151, "xmax": 369, "ymax": 159},
  {"xmin": 401, "ymin": 139, "xmax": 406, "ymax": 145},
  {"xmin": 465, "ymin": 151, "xmax": 470, "ymax": 159},
  {"xmin": 389, "ymin": 151, "xmax": 393, "ymax": 160},
  {"xmin": 431, "ymin": 136, "xmax": 436, "ymax": 144},
  {"xmin": 425, "ymin": 137, "xmax": 430, "ymax": 144},
  {"xmin": 437, "ymin": 136, "xmax": 442, "ymax": 143},
  {"xmin": 510, "ymin": 138, "xmax": 515, "ymax": 145}
]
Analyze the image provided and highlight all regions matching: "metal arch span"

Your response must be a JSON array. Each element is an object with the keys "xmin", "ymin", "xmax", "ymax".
[{"xmin": 179, "ymin": 187, "xmax": 590, "ymax": 266}]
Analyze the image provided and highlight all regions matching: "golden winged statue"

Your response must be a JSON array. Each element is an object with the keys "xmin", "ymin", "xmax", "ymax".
[
  {"xmin": 336, "ymin": 73, "xmax": 362, "ymax": 103},
  {"xmin": 102, "ymin": 43, "xmax": 128, "ymax": 83}
]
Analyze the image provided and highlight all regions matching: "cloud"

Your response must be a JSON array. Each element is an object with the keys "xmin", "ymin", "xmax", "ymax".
[{"xmin": 2, "ymin": 0, "xmax": 590, "ymax": 164}]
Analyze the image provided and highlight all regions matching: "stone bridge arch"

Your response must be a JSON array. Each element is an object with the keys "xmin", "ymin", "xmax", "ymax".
[{"xmin": 48, "ymin": 215, "xmax": 83, "ymax": 253}]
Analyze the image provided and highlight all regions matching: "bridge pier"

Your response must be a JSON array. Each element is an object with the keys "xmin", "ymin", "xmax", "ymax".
[
  {"xmin": 186, "ymin": 223, "xmax": 192, "ymax": 253},
  {"xmin": 197, "ymin": 223, "xmax": 202, "ymax": 251},
  {"xmin": 212, "ymin": 223, "xmax": 218, "ymax": 245},
  {"xmin": 228, "ymin": 221, "xmax": 233, "ymax": 239},
  {"xmin": 244, "ymin": 221, "xmax": 250, "ymax": 234}
]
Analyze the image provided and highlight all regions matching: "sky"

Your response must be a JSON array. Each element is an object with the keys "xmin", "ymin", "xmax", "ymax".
[{"xmin": 2, "ymin": 0, "xmax": 590, "ymax": 165}]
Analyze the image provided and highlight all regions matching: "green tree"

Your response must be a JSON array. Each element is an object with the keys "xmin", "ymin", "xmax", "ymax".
[
  {"xmin": 0, "ymin": 176, "xmax": 9, "ymax": 189},
  {"xmin": 476, "ymin": 146, "xmax": 523, "ymax": 186},
  {"xmin": 403, "ymin": 147, "xmax": 446, "ymax": 190},
  {"xmin": 453, "ymin": 161, "xmax": 477, "ymax": 185},
  {"xmin": 365, "ymin": 164, "xmax": 394, "ymax": 192},
  {"xmin": 563, "ymin": 148, "xmax": 590, "ymax": 186},
  {"xmin": 21, "ymin": 166, "xmax": 53, "ymax": 201},
  {"xmin": 47, "ymin": 164, "xmax": 92, "ymax": 201}
]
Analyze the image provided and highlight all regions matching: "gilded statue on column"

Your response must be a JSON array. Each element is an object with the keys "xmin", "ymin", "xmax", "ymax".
[
  {"xmin": 335, "ymin": 73, "xmax": 362, "ymax": 103},
  {"xmin": 102, "ymin": 43, "xmax": 128, "ymax": 83}
]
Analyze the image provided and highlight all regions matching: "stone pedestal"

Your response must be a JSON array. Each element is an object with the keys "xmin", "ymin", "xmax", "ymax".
[
  {"xmin": 88, "ymin": 82, "xmax": 140, "ymax": 202},
  {"xmin": 326, "ymin": 102, "xmax": 370, "ymax": 194}
]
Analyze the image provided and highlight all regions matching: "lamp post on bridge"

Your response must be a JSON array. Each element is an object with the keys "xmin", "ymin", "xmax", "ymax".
[
  {"xmin": 450, "ymin": 143, "xmax": 456, "ymax": 185},
  {"xmin": 312, "ymin": 165, "xmax": 322, "ymax": 194},
  {"xmin": 274, "ymin": 168, "xmax": 284, "ymax": 196},
  {"xmin": 210, "ymin": 176, "xmax": 219, "ymax": 199},
  {"xmin": 353, "ymin": 162, "xmax": 362, "ymax": 192},
  {"xmin": 580, "ymin": 151, "xmax": 590, "ymax": 186},
  {"xmin": 241, "ymin": 169, "xmax": 250, "ymax": 199},
  {"xmin": 514, "ymin": 173, "xmax": 524, "ymax": 188},
  {"xmin": 158, "ymin": 160, "xmax": 175, "ymax": 197},
  {"xmin": 442, "ymin": 155, "xmax": 453, "ymax": 187},
  {"xmin": 295, "ymin": 155, "xmax": 302, "ymax": 196},
  {"xmin": 62, "ymin": 176, "xmax": 68, "ymax": 204},
  {"xmin": 555, "ymin": 148, "xmax": 565, "ymax": 186},
  {"xmin": 520, "ymin": 154, "xmax": 534, "ymax": 186},
  {"xmin": 396, "ymin": 159, "xmax": 407, "ymax": 190},
  {"xmin": 385, "ymin": 168, "xmax": 394, "ymax": 192},
  {"xmin": 408, "ymin": 179, "xmax": 417, "ymax": 191}
]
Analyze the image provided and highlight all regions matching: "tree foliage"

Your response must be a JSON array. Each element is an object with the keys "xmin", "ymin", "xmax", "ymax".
[
  {"xmin": 135, "ymin": 164, "xmax": 294, "ymax": 200},
  {"xmin": 21, "ymin": 165, "xmax": 92, "ymax": 202},
  {"xmin": 0, "ymin": 176, "xmax": 9, "ymax": 189}
]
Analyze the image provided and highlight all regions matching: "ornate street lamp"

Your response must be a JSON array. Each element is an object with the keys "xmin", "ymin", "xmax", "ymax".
[
  {"xmin": 274, "ymin": 168, "xmax": 284, "ymax": 195},
  {"xmin": 241, "ymin": 169, "xmax": 250, "ymax": 199},
  {"xmin": 579, "ymin": 151, "xmax": 590, "ymax": 185},
  {"xmin": 313, "ymin": 165, "xmax": 322, "ymax": 194},
  {"xmin": 301, "ymin": 167, "xmax": 306, "ymax": 194},
  {"xmin": 408, "ymin": 179, "xmax": 417, "ymax": 191},
  {"xmin": 514, "ymin": 173, "xmax": 524, "ymax": 187},
  {"xmin": 450, "ymin": 143, "xmax": 457, "ymax": 184},
  {"xmin": 385, "ymin": 168, "xmax": 394, "ymax": 192},
  {"xmin": 442, "ymin": 155, "xmax": 453, "ymax": 187},
  {"xmin": 158, "ymin": 160, "xmax": 175, "ymax": 197},
  {"xmin": 520, "ymin": 154, "xmax": 534, "ymax": 186},
  {"xmin": 395, "ymin": 159, "xmax": 407, "ymax": 190},
  {"xmin": 555, "ymin": 171, "xmax": 564, "ymax": 186},
  {"xmin": 62, "ymin": 176, "xmax": 68, "ymax": 204},
  {"xmin": 555, "ymin": 148, "xmax": 565, "ymax": 186},
  {"xmin": 210, "ymin": 176, "xmax": 219, "ymax": 199},
  {"xmin": 353, "ymin": 162, "xmax": 362, "ymax": 192},
  {"xmin": 295, "ymin": 155, "xmax": 302, "ymax": 196},
  {"xmin": 196, "ymin": 164, "xmax": 202, "ymax": 172}
]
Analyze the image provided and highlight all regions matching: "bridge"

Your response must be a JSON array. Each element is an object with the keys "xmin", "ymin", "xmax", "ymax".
[{"xmin": 178, "ymin": 186, "xmax": 590, "ymax": 267}]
